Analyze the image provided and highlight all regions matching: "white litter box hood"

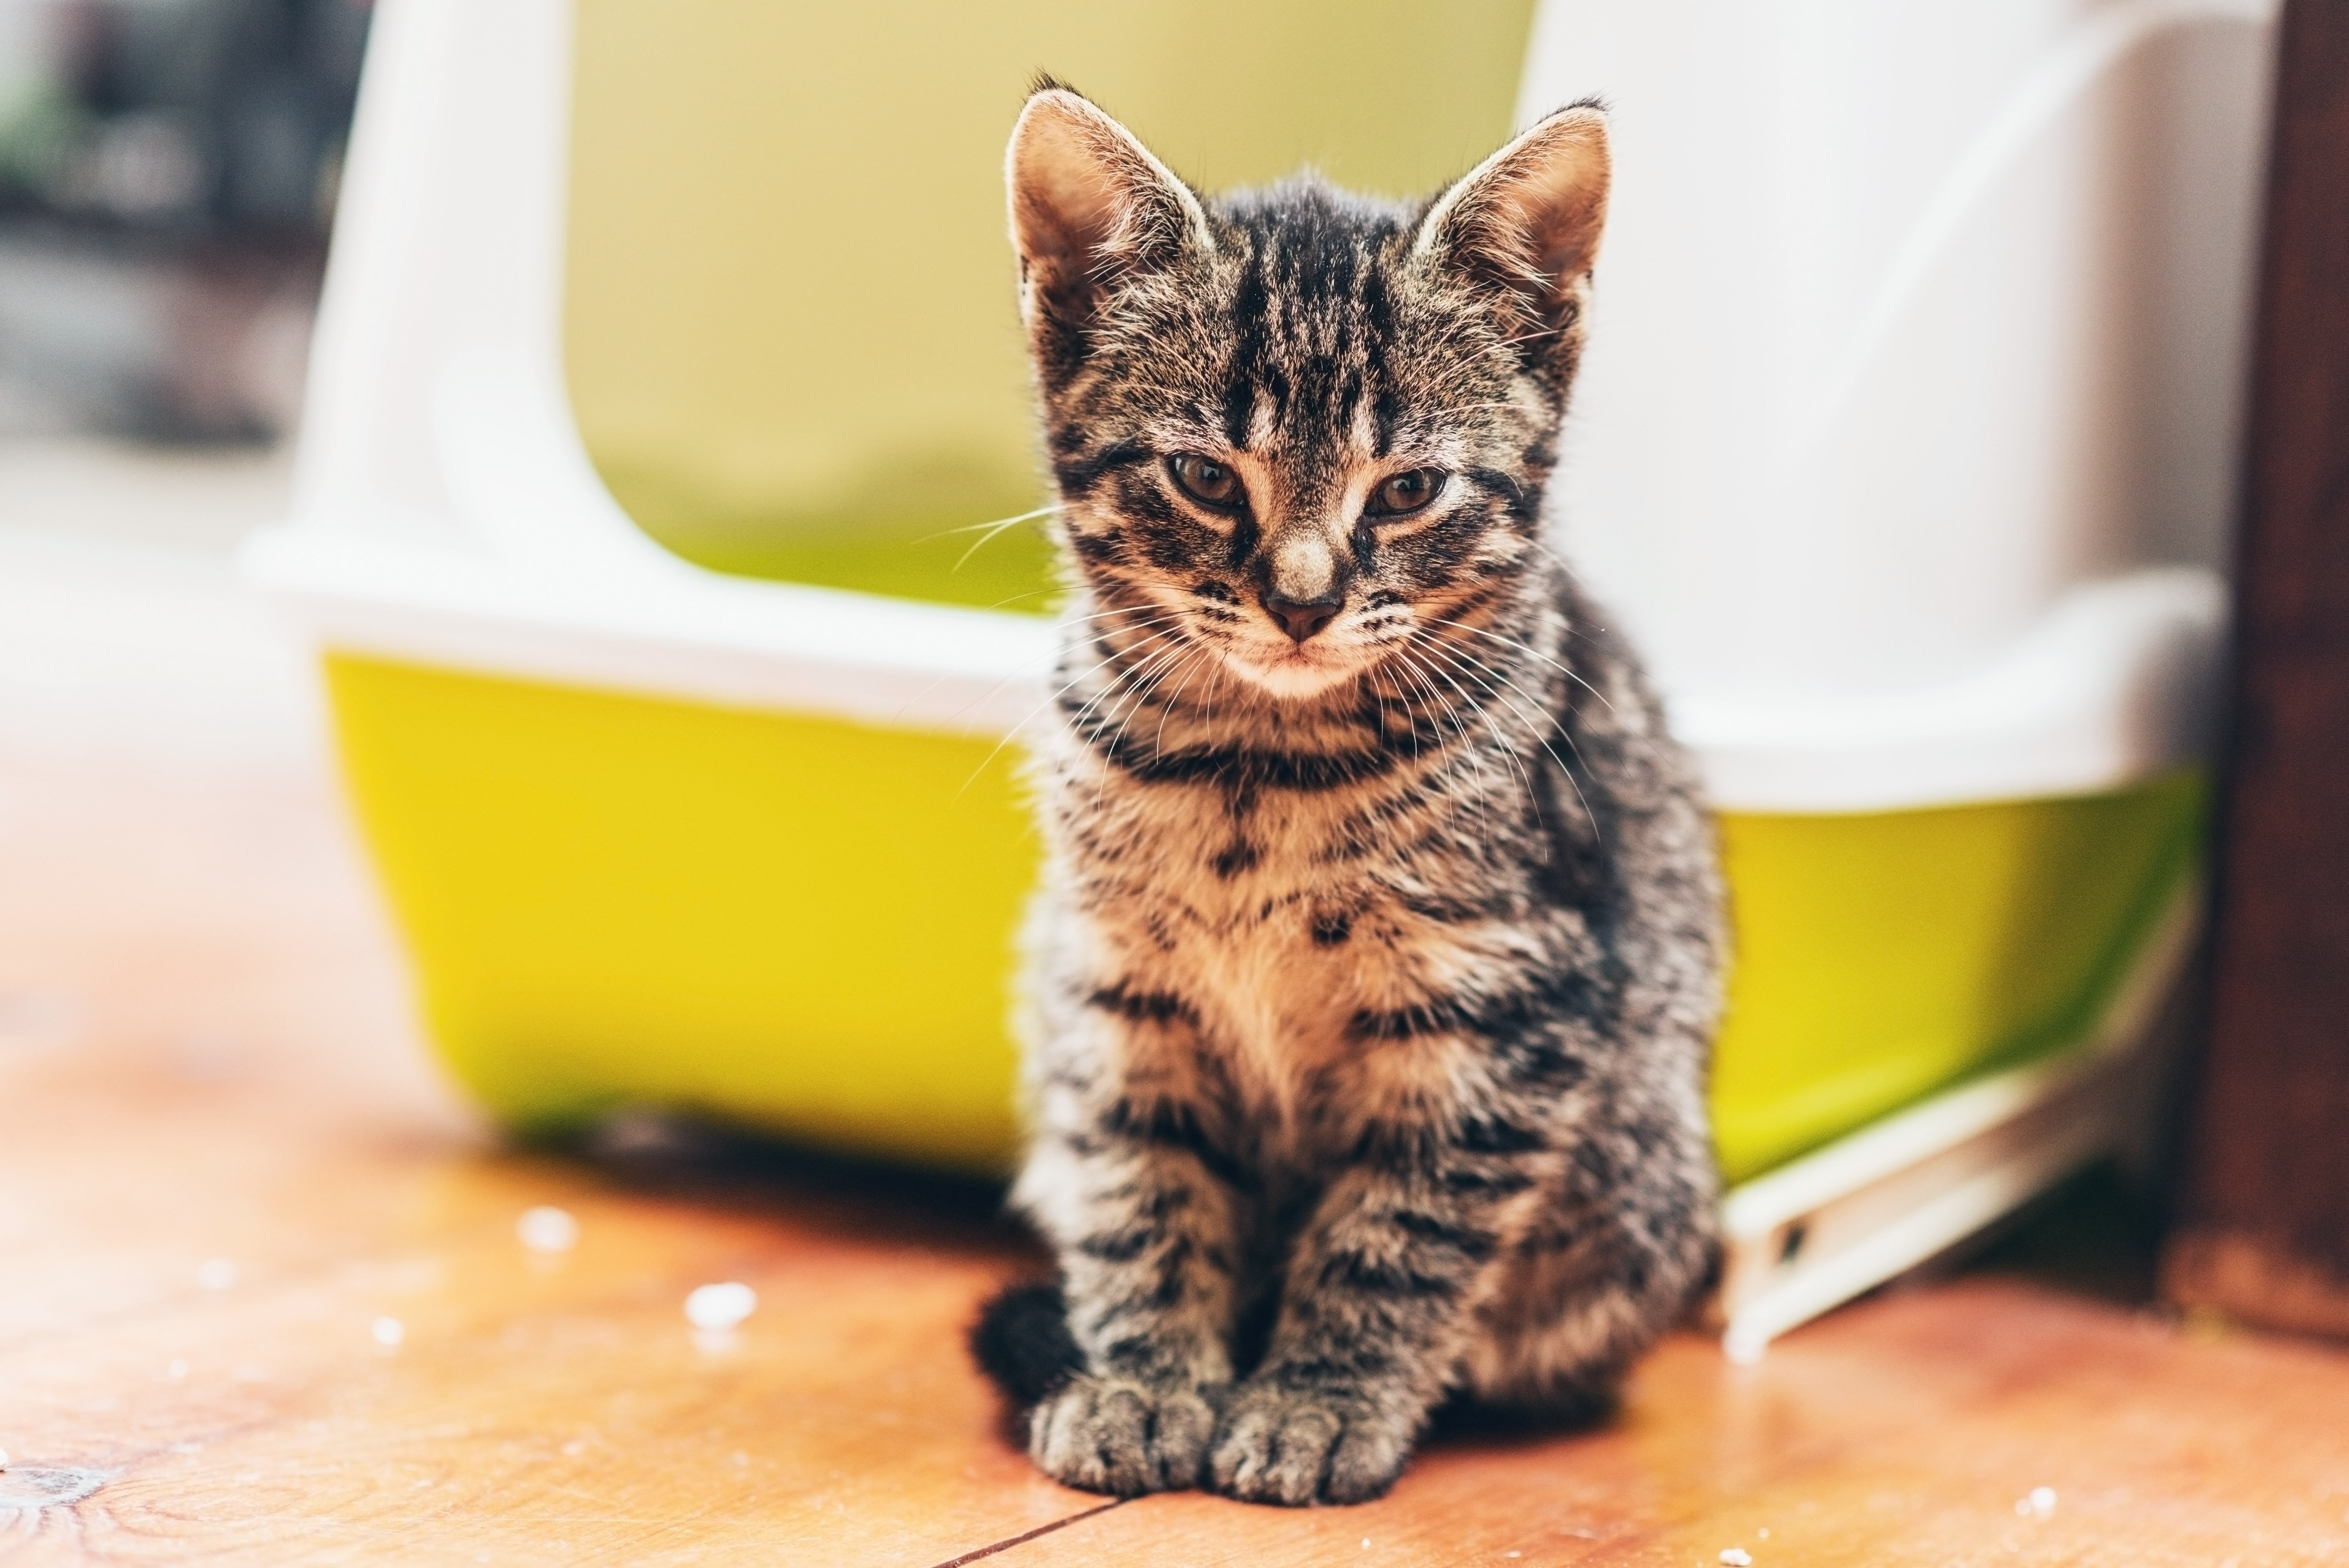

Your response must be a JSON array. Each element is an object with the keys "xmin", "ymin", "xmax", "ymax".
[
  {"xmin": 1523, "ymin": 0, "xmax": 2273, "ymax": 738},
  {"xmin": 249, "ymin": 0, "xmax": 2273, "ymax": 813}
]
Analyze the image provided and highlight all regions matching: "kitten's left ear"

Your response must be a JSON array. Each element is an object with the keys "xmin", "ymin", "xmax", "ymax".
[{"xmin": 1414, "ymin": 103, "xmax": 1611, "ymax": 342}]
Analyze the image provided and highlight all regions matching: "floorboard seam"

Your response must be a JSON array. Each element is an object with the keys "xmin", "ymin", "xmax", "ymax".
[{"xmin": 924, "ymin": 1499, "xmax": 1128, "ymax": 1567}]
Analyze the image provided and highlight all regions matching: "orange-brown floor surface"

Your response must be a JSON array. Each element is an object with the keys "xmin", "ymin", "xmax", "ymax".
[{"xmin": 5, "ymin": 752, "xmax": 2347, "ymax": 1566}]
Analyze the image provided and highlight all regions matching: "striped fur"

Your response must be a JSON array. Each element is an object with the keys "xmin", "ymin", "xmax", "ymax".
[{"xmin": 991, "ymin": 86, "xmax": 1724, "ymax": 1507}]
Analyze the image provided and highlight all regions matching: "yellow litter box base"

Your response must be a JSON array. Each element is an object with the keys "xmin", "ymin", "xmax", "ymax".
[{"xmin": 325, "ymin": 655, "xmax": 2202, "ymax": 1183}]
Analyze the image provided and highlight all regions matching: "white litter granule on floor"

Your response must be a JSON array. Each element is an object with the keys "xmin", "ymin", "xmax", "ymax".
[
  {"xmin": 516, "ymin": 1206, "xmax": 580, "ymax": 1253},
  {"xmin": 2015, "ymin": 1485, "xmax": 2057, "ymax": 1518},
  {"xmin": 685, "ymin": 1282, "xmax": 757, "ymax": 1331},
  {"xmin": 1721, "ymin": 1550, "xmax": 1753, "ymax": 1566},
  {"xmin": 196, "ymin": 1258, "xmax": 237, "ymax": 1291},
  {"xmin": 167, "ymin": 1359, "xmax": 188, "ymax": 1381},
  {"xmin": 0, "ymin": 1446, "xmax": 10, "ymax": 1469},
  {"xmin": 371, "ymin": 1316, "xmax": 406, "ymax": 1348}
]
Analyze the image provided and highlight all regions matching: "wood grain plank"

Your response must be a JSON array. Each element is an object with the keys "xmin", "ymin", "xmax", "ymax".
[
  {"xmin": 993, "ymin": 1282, "xmax": 2349, "ymax": 1567},
  {"xmin": 5, "ymin": 739, "xmax": 2349, "ymax": 1564},
  {"xmin": 0, "ymin": 762, "xmax": 1096, "ymax": 1565}
]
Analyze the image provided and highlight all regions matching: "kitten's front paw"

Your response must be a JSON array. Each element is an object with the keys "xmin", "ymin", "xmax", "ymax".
[
  {"xmin": 1207, "ymin": 1382, "xmax": 1411, "ymax": 1506},
  {"xmin": 1028, "ymin": 1374, "xmax": 1219, "ymax": 1496}
]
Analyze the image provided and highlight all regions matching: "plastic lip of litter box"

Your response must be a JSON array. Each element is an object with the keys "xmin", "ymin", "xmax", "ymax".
[
  {"xmin": 246, "ymin": 0, "xmax": 2257, "ymax": 1353},
  {"xmin": 1715, "ymin": 870, "xmax": 2204, "ymax": 1361}
]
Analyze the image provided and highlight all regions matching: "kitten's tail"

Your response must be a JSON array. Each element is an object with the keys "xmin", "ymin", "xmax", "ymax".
[{"xmin": 968, "ymin": 1279, "xmax": 1083, "ymax": 1408}]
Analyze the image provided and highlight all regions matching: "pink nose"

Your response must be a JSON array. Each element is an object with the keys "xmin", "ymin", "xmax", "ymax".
[{"xmin": 1264, "ymin": 593, "xmax": 1342, "ymax": 643}]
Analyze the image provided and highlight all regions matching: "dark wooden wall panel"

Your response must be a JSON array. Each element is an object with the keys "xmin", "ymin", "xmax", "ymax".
[{"xmin": 2163, "ymin": 0, "xmax": 2349, "ymax": 1338}]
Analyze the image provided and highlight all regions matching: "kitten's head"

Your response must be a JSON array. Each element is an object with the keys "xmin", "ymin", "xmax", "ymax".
[{"xmin": 1006, "ymin": 85, "xmax": 1609, "ymax": 701}]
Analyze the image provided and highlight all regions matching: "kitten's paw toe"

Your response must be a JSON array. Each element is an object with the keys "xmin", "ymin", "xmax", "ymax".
[
  {"xmin": 1208, "ymin": 1384, "xmax": 1411, "ymax": 1506},
  {"xmin": 1028, "ymin": 1376, "xmax": 1217, "ymax": 1495}
]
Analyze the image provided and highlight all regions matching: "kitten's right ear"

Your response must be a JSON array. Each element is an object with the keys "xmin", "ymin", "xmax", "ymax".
[
  {"xmin": 1414, "ymin": 103, "xmax": 1611, "ymax": 348},
  {"xmin": 1006, "ymin": 85, "xmax": 1210, "ymax": 349}
]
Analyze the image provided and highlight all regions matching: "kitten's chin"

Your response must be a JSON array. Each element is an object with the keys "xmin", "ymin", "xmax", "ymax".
[{"xmin": 1224, "ymin": 646, "xmax": 1361, "ymax": 701}]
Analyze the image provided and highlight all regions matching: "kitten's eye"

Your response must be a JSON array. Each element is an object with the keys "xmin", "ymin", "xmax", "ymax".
[
  {"xmin": 1368, "ymin": 468, "xmax": 1446, "ymax": 517},
  {"xmin": 1168, "ymin": 454, "xmax": 1243, "ymax": 510}
]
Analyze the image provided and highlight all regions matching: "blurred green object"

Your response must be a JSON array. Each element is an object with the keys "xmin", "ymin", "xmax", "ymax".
[
  {"xmin": 1708, "ymin": 775, "xmax": 2204, "ymax": 1180},
  {"xmin": 327, "ymin": 651, "xmax": 2201, "ymax": 1181},
  {"xmin": 328, "ymin": 654, "xmax": 1038, "ymax": 1171},
  {"xmin": 565, "ymin": 0, "xmax": 1540, "ymax": 609}
]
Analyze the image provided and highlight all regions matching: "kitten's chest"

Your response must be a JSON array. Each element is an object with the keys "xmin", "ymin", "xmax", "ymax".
[
  {"xmin": 1101, "ymin": 778, "xmax": 1378, "ymax": 957},
  {"xmin": 1084, "ymin": 775, "xmax": 1518, "ymax": 1083}
]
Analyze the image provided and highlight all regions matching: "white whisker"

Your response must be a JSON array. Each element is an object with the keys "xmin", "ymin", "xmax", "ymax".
[
  {"xmin": 1418, "ymin": 636, "xmax": 1601, "ymax": 839},
  {"xmin": 1423, "ymin": 614, "xmax": 1616, "ymax": 713}
]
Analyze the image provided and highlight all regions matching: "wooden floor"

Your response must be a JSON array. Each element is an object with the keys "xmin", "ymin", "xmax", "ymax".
[{"xmin": 6, "ymin": 753, "xmax": 2349, "ymax": 1566}]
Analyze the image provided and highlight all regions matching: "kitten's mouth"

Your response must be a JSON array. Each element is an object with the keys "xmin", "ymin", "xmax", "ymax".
[{"xmin": 1222, "ymin": 637, "xmax": 1359, "ymax": 699}]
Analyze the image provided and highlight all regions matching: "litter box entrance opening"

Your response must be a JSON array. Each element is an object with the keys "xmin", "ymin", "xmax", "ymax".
[{"xmin": 559, "ymin": 0, "xmax": 1538, "ymax": 613}]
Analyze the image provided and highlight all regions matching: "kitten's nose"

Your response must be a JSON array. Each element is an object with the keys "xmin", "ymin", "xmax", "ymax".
[{"xmin": 1264, "ymin": 592, "xmax": 1343, "ymax": 644}]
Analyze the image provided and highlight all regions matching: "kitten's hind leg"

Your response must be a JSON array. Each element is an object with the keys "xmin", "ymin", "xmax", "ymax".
[
  {"xmin": 1462, "ymin": 1159, "xmax": 1720, "ymax": 1420},
  {"xmin": 1462, "ymin": 1289, "xmax": 1655, "ymax": 1423}
]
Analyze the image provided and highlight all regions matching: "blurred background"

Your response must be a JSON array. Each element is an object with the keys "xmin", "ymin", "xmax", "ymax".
[
  {"xmin": 0, "ymin": 0, "xmax": 362, "ymax": 781},
  {"xmin": 0, "ymin": 0, "xmax": 364, "ymax": 445}
]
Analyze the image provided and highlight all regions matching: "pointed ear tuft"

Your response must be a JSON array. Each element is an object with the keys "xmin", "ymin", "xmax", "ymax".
[
  {"xmin": 1006, "ymin": 87, "xmax": 1210, "ymax": 351},
  {"xmin": 1415, "ymin": 104, "xmax": 1611, "ymax": 340}
]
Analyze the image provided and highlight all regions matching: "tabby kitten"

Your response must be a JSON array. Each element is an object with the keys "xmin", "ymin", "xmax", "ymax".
[{"xmin": 971, "ymin": 85, "xmax": 1725, "ymax": 1508}]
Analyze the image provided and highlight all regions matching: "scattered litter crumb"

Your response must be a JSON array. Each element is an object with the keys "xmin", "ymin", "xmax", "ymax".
[
  {"xmin": 685, "ymin": 1281, "xmax": 757, "ymax": 1331},
  {"xmin": 167, "ymin": 1359, "xmax": 188, "ymax": 1381},
  {"xmin": 171, "ymin": 1030, "xmax": 246, "ymax": 1084},
  {"xmin": 371, "ymin": 1316, "xmax": 406, "ymax": 1348},
  {"xmin": 517, "ymin": 1206, "xmax": 579, "ymax": 1254},
  {"xmin": 1361, "ymin": 1538, "xmax": 1372, "ymax": 1550},
  {"xmin": 1721, "ymin": 1550, "xmax": 1752, "ymax": 1566},
  {"xmin": 196, "ymin": 1258, "xmax": 237, "ymax": 1291},
  {"xmin": 0, "ymin": 1465, "xmax": 109, "ymax": 1509},
  {"xmin": 0, "ymin": 988, "xmax": 79, "ymax": 1051},
  {"xmin": 0, "ymin": 1446, "xmax": 10, "ymax": 1469},
  {"xmin": 1757, "ymin": 1527, "xmax": 1770, "ymax": 1540},
  {"xmin": 2015, "ymin": 1485, "xmax": 2056, "ymax": 1517}
]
